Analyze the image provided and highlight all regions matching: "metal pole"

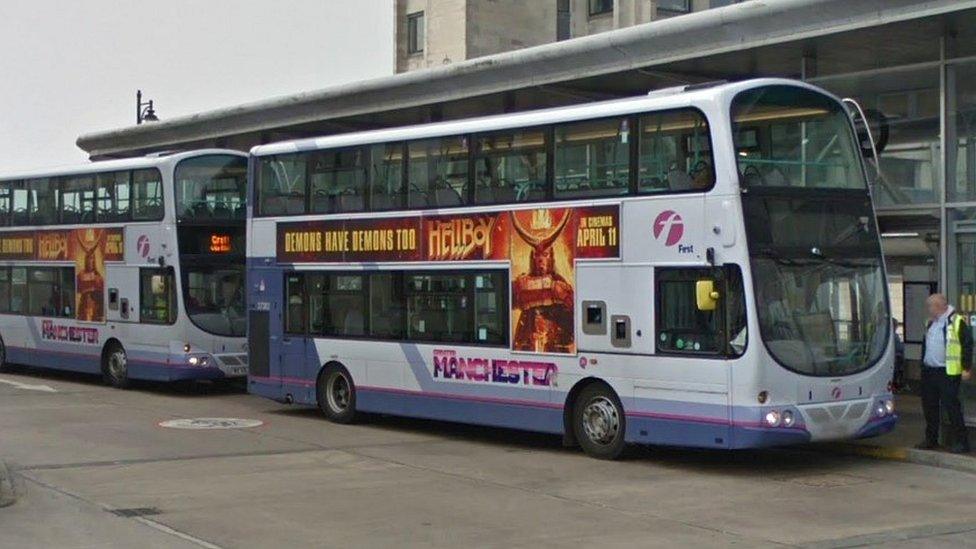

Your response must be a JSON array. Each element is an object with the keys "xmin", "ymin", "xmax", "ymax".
[{"xmin": 136, "ymin": 90, "xmax": 142, "ymax": 125}]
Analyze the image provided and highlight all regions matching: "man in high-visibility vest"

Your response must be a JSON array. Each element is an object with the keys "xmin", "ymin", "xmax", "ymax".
[{"xmin": 918, "ymin": 293, "xmax": 973, "ymax": 453}]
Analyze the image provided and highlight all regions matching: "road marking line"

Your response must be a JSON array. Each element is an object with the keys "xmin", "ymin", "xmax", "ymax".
[
  {"xmin": 133, "ymin": 516, "xmax": 223, "ymax": 549},
  {"xmin": 0, "ymin": 377, "xmax": 57, "ymax": 393}
]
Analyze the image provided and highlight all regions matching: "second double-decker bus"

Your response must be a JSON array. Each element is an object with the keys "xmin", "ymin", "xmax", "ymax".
[
  {"xmin": 247, "ymin": 78, "xmax": 895, "ymax": 459},
  {"xmin": 0, "ymin": 150, "xmax": 248, "ymax": 387}
]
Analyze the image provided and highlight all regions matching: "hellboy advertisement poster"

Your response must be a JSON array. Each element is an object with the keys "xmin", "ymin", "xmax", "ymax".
[{"xmin": 277, "ymin": 205, "xmax": 620, "ymax": 354}]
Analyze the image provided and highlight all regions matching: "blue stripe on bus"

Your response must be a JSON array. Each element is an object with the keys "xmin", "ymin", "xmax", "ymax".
[{"xmin": 7, "ymin": 345, "xmax": 227, "ymax": 382}]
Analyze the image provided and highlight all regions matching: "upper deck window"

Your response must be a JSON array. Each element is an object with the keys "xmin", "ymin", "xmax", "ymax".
[
  {"xmin": 174, "ymin": 155, "xmax": 247, "ymax": 222},
  {"xmin": 254, "ymin": 107, "xmax": 716, "ymax": 217},
  {"xmin": 638, "ymin": 109, "xmax": 714, "ymax": 193},
  {"xmin": 407, "ymin": 136, "xmax": 469, "ymax": 208},
  {"xmin": 554, "ymin": 117, "xmax": 630, "ymax": 199},
  {"xmin": 474, "ymin": 128, "xmax": 547, "ymax": 204},
  {"xmin": 308, "ymin": 148, "xmax": 366, "ymax": 214},
  {"xmin": 732, "ymin": 85, "xmax": 866, "ymax": 190}
]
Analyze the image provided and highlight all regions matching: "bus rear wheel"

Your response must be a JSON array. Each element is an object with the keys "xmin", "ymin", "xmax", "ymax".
[
  {"xmin": 316, "ymin": 364, "xmax": 358, "ymax": 424},
  {"xmin": 102, "ymin": 343, "xmax": 130, "ymax": 389},
  {"xmin": 0, "ymin": 335, "xmax": 9, "ymax": 373},
  {"xmin": 573, "ymin": 383, "xmax": 626, "ymax": 460}
]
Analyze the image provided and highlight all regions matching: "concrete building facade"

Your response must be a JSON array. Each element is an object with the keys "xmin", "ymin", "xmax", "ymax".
[{"xmin": 394, "ymin": 0, "xmax": 723, "ymax": 73}]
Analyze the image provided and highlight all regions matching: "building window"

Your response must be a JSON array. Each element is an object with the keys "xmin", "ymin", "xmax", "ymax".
[
  {"xmin": 588, "ymin": 0, "xmax": 613, "ymax": 16},
  {"xmin": 557, "ymin": 0, "xmax": 571, "ymax": 40},
  {"xmin": 407, "ymin": 11, "xmax": 425, "ymax": 54},
  {"xmin": 657, "ymin": 0, "xmax": 690, "ymax": 13}
]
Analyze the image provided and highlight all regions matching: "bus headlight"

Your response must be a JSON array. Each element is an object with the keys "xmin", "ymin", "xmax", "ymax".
[
  {"xmin": 763, "ymin": 410, "xmax": 781, "ymax": 427},
  {"xmin": 884, "ymin": 399, "xmax": 895, "ymax": 415},
  {"xmin": 875, "ymin": 401, "xmax": 887, "ymax": 418},
  {"xmin": 188, "ymin": 356, "xmax": 200, "ymax": 366},
  {"xmin": 781, "ymin": 410, "xmax": 795, "ymax": 428},
  {"xmin": 187, "ymin": 355, "xmax": 210, "ymax": 367}
]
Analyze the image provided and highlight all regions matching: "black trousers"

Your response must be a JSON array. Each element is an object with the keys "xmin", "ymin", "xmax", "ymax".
[{"xmin": 920, "ymin": 367, "xmax": 968, "ymax": 447}]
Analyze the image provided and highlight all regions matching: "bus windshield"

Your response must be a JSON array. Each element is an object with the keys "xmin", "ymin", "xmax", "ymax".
[
  {"xmin": 183, "ymin": 265, "xmax": 246, "ymax": 337},
  {"xmin": 174, "ymin": 155, "xmax": 247, "ymax": 221},
  {"xmin": 744, "ymin": 194, "xmax": 888, "ymax": 376},
  {"xmin": 732, "ymin": 85, "xmax": 866, "ymax": 190}
]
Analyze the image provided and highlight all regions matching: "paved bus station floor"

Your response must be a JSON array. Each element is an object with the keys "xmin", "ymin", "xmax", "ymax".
[{"xmin": 2, "ymin": 368, "xmax": 976, "ymax": 548}]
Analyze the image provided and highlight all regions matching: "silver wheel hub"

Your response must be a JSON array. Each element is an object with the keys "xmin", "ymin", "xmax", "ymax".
[
  {"xmin": 582, "ymin": 396, "xmax": 619, "ymax": 446},
  {"xmin": 108, "ymin": 352, "xmax": 126, "ymax": 378},
  {"xmin": 327, "ymin": 373, "xmax": 350, "ymax": 413}
]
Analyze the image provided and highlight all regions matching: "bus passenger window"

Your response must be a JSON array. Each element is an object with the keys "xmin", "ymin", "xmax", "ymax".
[
  {"xmin": 28, "ymin": 178, "xmax": 59, "ymax": 225},
  {"xmin": 140, "ymin": 268, "xmax": 175, "ymax": 324},
  {"xmin": 132, "ymin": 169, "xmax": 164, "ymax": 220},
  {"xmin": 0, "ymin": 184, "xmax": 11, "ymax": 226},
  {"xmin": 309, "ymin": 148, "xmax": 366, "ymax": 214},
  {"xmin": 554, "ymin": 117, "xmax": 630, "ymax": 199},
  {"xmin": 307, "ymin": 273, "xmax": 365, "ymax": 337},
  {"xmin": 638, "ymin": 109, "xmax": 714, "ymax": 193},
  {"xmin": 473, "ymin": 129, "xmax": 547, "ymax": 204},
  {"xmin": 369, "ymin": 272, "xmax": 405, "ymax": 339},
  {"xmin": 62, "ymin": 176, "xmax": 96, "ymax": 224},
  {"xmin": 285, "ymin": 274, "xmax": 306, "ymax": 334},
  {"xmin": 0, "ymin": 268, "xmax": 11, "ymax": 313},
  {"xmin": 11, "ymin": 181, "xmax": 28, "ymax": 226},
  {"xmin": 59, "ymin": 267, "xmax": 75, "ymax": 318},
  {"xmin": 368, "ymin": 143, "xmax": 405, "ymax": 211},
  {"xmin": 407, "ymin": 136, "xmax": 469, "ymax": 208},
  {"xmin": 259, "ymin": 155, "xmax": 306, "ymax": 216},
  {"xmin": 96, "ymin": 171, "xmax": 131, "ymax": 222},
  {"xmin": 10, "ymin": 267, "xmax": 26, "ymax": 314}
]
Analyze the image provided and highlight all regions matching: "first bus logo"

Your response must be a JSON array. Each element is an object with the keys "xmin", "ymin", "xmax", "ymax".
[
  {"xmin": 653, "ymin": 210, "xmax": 684, "ymax": 246},
  {"xmin": 653, "ymin": 210, "xmax": 694, "ymax": 254},
  {"xmin": 136, "ymin": 235, "xmax": 151, "ymax": 258}
]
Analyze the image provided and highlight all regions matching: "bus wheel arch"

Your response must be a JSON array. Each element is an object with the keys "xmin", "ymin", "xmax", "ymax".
[
  {"xmin": 564, "ymin": 377, "xmax": 626, "ymax": 460},
  {"xmin": 315, "ymin": 361, "xmax": 358, "ymax": 424},
  {"xmin": 101, "ymin": 339, "xmax": 129, "ymax": 389}
]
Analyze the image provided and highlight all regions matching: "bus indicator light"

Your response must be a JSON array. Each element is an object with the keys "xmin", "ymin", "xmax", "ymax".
[{"xmin": 209, "ymin": 234, "xmax": 232, "ymax": 253}]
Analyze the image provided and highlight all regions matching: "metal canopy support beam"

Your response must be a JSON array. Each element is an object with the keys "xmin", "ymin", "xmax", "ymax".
[{"xmin": 76, "ymin": 0, "xmax": 976, "ymax": 159}]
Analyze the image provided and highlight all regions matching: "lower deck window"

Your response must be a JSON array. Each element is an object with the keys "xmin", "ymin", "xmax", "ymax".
[
  {"xmin": 0, "ymin": 266, "xmax": 75, "ymax": 318},
  {"xmin": 285, "ymin": 269, "xmax": 507, "ymax": 345}
]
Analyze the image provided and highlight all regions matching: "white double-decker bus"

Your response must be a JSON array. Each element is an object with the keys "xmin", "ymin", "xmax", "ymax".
[
  {"xmin": 0, "ymin": 150, "xmax": 249, "ymax": 387},
  {"xmin": 247, "ymin": 79, "xmax": 895, "ymax": 458}
]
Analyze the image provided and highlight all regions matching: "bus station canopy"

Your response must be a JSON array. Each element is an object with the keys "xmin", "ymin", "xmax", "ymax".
[{"xmin": 76, "ymin": 0, "xmax": 976, "ymax": 160}]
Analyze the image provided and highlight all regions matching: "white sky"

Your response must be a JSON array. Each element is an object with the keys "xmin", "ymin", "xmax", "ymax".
[{"xmin": 0, "ymin": 0, "xmax": 394, "ymax": 172}]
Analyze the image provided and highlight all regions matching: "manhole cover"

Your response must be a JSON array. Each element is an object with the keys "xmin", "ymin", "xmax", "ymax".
[{"xmin": 158, "ymin": 418, "xmax": 264, "ymax": 430}]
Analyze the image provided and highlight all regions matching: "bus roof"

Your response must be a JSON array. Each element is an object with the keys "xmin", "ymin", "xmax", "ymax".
[
  {"xmin": 0, "ymin": 148, "xmax": 246, "ymax": 182},
  {"xmin": 250, "ymin": 78, "xmax": 836, "ymax": 158}
]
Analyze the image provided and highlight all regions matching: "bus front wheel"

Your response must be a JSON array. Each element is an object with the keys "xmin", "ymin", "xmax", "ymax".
[
  {"xmin": 316, "ymin": 364, "xmax": 358, "ymax": 424},
  {"xmin": 573, "ymin": 383, "xmax": 626, "ymax": 460},
  {"xmin": 102, "ymin": 343, "xmax": 130, "ymax": 389}
]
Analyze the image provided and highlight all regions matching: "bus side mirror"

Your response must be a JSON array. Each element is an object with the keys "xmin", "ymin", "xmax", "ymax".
[{"xmin": 696, "ymin": 279, "xmax": 720, "ymax": 311}]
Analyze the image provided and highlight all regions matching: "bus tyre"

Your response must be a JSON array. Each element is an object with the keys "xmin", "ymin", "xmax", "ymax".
[
  {"xmin": 102, "ymin": 343, "xmax": 130, "ymax": 389},
  {"xmin": 0, "ymin": 335, "xmax": 8, "ymax": 373},
  {"xmin": 573, "ymin": 383, "xmax": 626, "ymax": 460},
  {"xmin": 316, "ymin": 365, "xmax": 358, "ymax": 424}
]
